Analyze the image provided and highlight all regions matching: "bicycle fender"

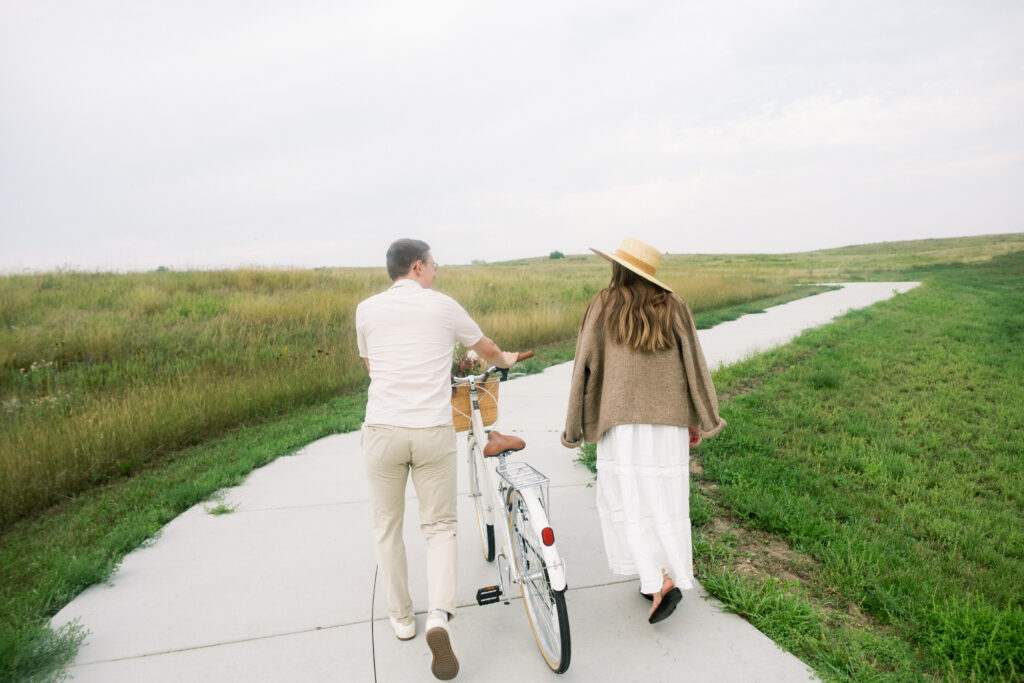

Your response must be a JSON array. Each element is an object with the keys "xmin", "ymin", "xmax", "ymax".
[{"xmin": 519, "ymin": 490, "xmax": 568, "ymax": 591}]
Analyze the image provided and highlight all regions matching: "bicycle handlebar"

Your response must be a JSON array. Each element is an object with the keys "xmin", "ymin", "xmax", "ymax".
[{"xmin": 452, "ymin": 350, "xmax": 534, "ymax": 385}]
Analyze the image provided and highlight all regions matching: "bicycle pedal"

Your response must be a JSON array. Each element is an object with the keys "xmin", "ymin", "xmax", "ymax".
[{"xmin": 476, "ymin": 585, "xmax": 501, "ymax": 606}]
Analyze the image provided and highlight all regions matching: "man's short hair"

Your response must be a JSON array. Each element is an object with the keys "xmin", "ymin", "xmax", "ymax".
[{"xmin": 386, "ymin": 239, "xmax": 431, "ymax": 281}]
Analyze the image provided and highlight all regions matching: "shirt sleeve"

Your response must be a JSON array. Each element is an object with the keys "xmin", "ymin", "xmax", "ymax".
[
  {"xmin": 450, "ymin": 299, "xmax": 484, "ymax": 347},
  {"xmin": 674, "ymin": 297, "xmax": 726, "ymax": 439},
  {"xmin": 355, "ymin": 302, "xmax": 368, "ymax": 357}
]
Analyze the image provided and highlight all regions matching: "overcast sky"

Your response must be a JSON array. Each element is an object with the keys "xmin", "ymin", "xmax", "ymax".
[{"xmin": 1, "ymin": 0, "xmax": 1022, "ymax": 272}]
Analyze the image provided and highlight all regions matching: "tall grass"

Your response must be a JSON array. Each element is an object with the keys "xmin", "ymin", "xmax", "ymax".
[
  {"xmin": 692, "ymin": 252, "xmax": 1024, "ymax": 681},
  {"xmin": 7, "ymin": 233, "xmax": 1019, "ymax": 528},
  {"xmin": 2, "ymin": 234, "xmax": 1021, "ymax": 682},
  {"xmin": 0, "ymin": 264, "xmax": 794, "ymax": 529}
]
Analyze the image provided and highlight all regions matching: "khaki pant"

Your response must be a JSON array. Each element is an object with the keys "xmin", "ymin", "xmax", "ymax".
[{"xmin": 361, "ymin": 424, "xmax": 458, "ymax": 619}]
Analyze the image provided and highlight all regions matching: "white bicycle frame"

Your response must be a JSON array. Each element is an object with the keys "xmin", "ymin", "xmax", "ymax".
[{"xmin": 463, "ymin": 376, "xmax": 567, "ymax": 596}]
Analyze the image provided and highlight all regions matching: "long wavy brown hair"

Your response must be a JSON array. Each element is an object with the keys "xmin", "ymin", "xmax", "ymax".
[{"xmin": 601, "ymin": 262, "xmax": 680, "ymax": 352}]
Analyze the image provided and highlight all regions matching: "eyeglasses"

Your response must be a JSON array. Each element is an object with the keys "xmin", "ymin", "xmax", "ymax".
[{"xmin": 422, "ymin": 259, "xmax": 439, "ymax": 270}]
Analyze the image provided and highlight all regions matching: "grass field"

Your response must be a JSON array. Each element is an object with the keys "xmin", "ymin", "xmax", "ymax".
[
  {"xmin": 1, "ymin": 232, "xmax": 1021, "ymax": 681},
  {"xmin": 0, "ymin": 265, "xmax": 803, "ymax": 531},
  {"xmin": 0, "ymin": 256, "xmax": 813, "ymax": 682},
  {"xmin": 696, "ymin": 252, "xmax": 1024, "ymax": 681},
  {"xmin": 5, "ymin": 232, "xmax": 1021, "ymax": 533}
]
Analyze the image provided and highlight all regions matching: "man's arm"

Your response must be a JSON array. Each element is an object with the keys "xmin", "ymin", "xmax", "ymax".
[
  {"xmin": 363, "ymin": 357, "xmax": 370, "ymax": 372},
  {"xmin": 471, "ymin": 336, "xmax": 519, "ymax": 368}
]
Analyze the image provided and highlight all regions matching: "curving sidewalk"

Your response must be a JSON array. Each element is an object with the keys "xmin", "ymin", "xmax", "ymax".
[{"xmin": 52, "ymin": 282, "xmax": 918, "ymax": 682}]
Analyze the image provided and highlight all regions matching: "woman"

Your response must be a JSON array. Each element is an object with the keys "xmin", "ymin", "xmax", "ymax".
[{"xmin": 561, "ymin": 237, "xmax": 726, "ymax": 624}]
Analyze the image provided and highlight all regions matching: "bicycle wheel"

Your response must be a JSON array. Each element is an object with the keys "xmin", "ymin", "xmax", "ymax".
[
  {"xmin": 468, "ymin": 442, "xmax": 495, "ymax": 562},
  {"xmin": 507, "ymin": 489, "xmax": 571, "ymax": 673}
]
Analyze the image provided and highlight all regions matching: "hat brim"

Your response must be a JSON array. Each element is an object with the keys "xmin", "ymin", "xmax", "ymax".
[{"xmin": 591, "ymin": 247, "xmax": 673, "ymax": 293}]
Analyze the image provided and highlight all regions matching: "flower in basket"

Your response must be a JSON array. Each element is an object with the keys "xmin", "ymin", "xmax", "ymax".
[{"xmin": 452, "ymin": 346, "xmax": 486, "ymax": 378}]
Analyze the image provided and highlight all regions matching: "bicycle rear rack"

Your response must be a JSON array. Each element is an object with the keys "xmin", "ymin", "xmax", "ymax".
[
  {"xmin": 496, "ymin": 461, "xmax": 548, "ymax": 490},
  {"xmin": 496, "ymin": 461, "xmax": 551, "ymax": 521}
]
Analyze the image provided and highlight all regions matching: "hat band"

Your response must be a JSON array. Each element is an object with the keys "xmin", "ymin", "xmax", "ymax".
[{"xmin": 615, "ymin": 250, "xmax": 657, "ymax": 277}]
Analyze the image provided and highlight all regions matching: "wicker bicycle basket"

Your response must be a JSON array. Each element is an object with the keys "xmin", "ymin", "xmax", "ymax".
[{"xmin": 451, "ymin": 377, "xmax": 500, "ymax": 432}]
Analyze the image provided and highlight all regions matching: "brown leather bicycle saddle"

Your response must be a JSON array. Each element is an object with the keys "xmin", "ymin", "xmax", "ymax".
[{"xmin": 483, "ymin": 430, "xmax": 526, "ymax": 457}]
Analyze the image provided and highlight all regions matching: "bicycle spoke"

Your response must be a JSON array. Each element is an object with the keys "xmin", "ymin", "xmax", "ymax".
[{"xmin": 508, "ymin": 490, "xmax": 569, "ymax": 671}]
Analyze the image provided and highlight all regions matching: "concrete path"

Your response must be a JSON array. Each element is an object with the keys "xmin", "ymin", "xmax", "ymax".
[{"xmin": 52, "ymin": 282, "xmax": 918, "ymax": 682}]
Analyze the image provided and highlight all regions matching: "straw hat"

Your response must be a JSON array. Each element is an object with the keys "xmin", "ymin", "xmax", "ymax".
[{"xmin": 591, "ymin": 237, "xmax": 672, "ymax": 292}]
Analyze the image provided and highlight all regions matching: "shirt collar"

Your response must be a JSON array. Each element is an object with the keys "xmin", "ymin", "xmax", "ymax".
[{"xmin": 389, "ymin": 278, "xmax": 424, "ymax": 292}]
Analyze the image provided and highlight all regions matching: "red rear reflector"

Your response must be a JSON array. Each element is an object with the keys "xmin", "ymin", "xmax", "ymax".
[{"xmin": 541, "ymin": 527, "xmax": 555, "ymax": 546}]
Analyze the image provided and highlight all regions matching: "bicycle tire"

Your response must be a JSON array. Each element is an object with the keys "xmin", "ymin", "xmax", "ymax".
[
  {"xmin": 507, "ymin": 489, "xmax": 571, "ymax": 673},
  {"xmin": 468, "ymin": 441, "xmax": 495, "ymax": 562}
]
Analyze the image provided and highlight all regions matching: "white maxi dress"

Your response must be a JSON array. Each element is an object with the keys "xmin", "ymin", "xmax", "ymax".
[{"xmin": 595, "ymin": 423, "xmax": 694, "ymax": 595}]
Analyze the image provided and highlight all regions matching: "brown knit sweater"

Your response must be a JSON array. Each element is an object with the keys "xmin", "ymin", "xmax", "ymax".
[{"xmin": 560, "ymin": 292, "xmax": 726, "ymax": 448}]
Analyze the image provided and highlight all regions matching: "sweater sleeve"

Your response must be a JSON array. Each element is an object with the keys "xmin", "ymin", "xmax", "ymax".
[
  {"xmin": 561, "ymin": 297, "xmax": 600, "ymax": 448},
  {"xmin": 675, "ymin": 298, "xmax": 727, "ymax": 439}
]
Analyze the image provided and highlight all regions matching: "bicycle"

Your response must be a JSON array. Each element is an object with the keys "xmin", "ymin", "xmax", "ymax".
[{"xmin": 451, "ymin": 351, "xmax": 571, "ymax": 674}]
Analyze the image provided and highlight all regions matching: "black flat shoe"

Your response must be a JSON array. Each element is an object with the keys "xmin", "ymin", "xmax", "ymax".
[
  {"xmin": 648, "ymin": 587, "xmax": 682, "ymax": 624},
  {"xmin": 640, "ymin": 588, "xmax": 653, "ymax": 601}
]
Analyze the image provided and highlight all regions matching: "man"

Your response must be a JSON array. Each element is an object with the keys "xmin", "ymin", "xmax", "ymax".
[{"xmin": 356, "ymin": 239, "xmax": 518, "ymax": 681}]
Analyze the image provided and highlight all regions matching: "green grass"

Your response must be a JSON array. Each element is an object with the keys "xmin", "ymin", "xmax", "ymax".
[
  {"xmin": 0, "ymin": 337, "xmax": 582, "ymax": 683},
  {"xmin": 0, "ymin": 391, "xmax": 366, "ymax": 682},
  {"xmin": 2, "ymin": 233, "xmax": 1021, "ymax": 682},
  {"xmin": 690, "ymin": 251, "xmax": 1024, "ymax": 681},
  {"xmin": 6, "ymin": 233, "xmax": 1017, "ymax": 533},
  {"xmin": 0, "ymin": 264, "xmax": 801, "ymax": 530}
]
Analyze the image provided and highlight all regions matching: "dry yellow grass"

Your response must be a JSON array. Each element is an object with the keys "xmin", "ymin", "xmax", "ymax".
[
  {"xmin": 0, "ymin": 263, "xmax": 792, "ymax": 527},
  {"xmin": 7, "ymin": 231, "xmax": 1017, "ymax": 528}
]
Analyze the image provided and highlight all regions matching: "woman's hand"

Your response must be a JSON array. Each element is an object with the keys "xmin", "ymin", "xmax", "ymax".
[{"xmin": 688, "ymin": 425, "xmax": 702, "ymax": 448}]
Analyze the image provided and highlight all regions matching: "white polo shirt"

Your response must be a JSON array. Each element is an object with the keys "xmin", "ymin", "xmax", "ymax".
[{"xmin": 356, "ymin": 279, "xmax": 484, "ymax": 428}]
